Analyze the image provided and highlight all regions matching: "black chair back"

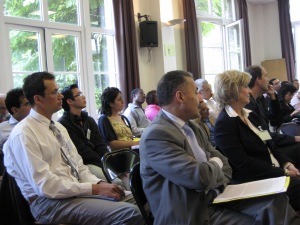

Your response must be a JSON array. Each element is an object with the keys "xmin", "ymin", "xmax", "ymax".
[
  {"xmin": 129, "ymin": 162, "xmax": 153, "ymax": 225},
  {"xmin": 0, "ymin": 170, "xmax": 35, "ymax": 225},
  {"xmin": 101, "ymin": 149, "xmax": 140, "ymax": 182}
]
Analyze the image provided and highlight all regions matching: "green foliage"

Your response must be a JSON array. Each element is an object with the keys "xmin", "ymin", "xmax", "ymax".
[
  {"xmin": 212, "ymin": 0, "xmax": 222, "ymax": 17},
  {"xmin": 55, "ymin": 74, "xmax": 78, "ymax": 90},
  {"xmin": 201, "ymin": 22, "xmax": 214, "ymax": 37},
  {"xmin": 48, "ymin": 0, "xmax": 77, "ymax": 24},
  {"xmin": 90, "ymin": 0, "xmax": 105, "ymax": 27},
  {"xmin": 4, "ymin": 0, "xmax": 40, "ymax": 19},
  {"xmin": 5, "ymin": 0, "xmax": 113, "ymax": 101},
  {"xmin": 196, "ymin": 0, "xmax": 223, "ymax": 37}
]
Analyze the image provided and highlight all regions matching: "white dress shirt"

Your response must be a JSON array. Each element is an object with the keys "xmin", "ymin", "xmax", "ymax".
[
  {"xmin": 0, "ymin": 116, "xmax": 18, "ymax": 150},
  {"xmin": 3, "ymin": 109, "xmax": 99, "ymax": 200}
]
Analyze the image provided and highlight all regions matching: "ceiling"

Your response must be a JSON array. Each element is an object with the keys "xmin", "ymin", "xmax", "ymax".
[{"xmin": 246, "ymin": 0, "xmax": 277, "ymax": 5}]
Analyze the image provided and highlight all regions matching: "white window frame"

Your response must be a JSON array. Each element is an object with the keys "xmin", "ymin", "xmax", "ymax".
[{"xmin": 0, "ymin": 0, "xmax": 117, "ymax": 120}]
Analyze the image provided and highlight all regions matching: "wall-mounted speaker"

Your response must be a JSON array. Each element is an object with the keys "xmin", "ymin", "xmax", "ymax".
[{"xmin": 139, "ymin": 21, "xmax": 158, "ymax": 48}]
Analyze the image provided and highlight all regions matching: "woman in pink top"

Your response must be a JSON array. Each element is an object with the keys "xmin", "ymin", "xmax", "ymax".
[{"xmin": 145, "ymin": 90, "xmax": 160, "ymax": 121}]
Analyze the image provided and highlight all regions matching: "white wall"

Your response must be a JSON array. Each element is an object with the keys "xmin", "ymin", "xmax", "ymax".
[
  {"xmin": 248, "ymin": 2, "xmax": 282, "ymax": 65},
  {"xmin": 133, "ymin": 0, "xmax": 186, "ymax": 94}
]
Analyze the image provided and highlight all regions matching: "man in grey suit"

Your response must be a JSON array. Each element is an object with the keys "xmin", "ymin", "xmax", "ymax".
[{"xmin": 140, "ymin": 70, "xmax": 300, "ymax": 225}]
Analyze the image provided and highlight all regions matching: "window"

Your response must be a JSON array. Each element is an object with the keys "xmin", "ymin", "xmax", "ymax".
[
  {"xmin": 0, "ymin": 0, "xmax": 117, "ymax": 119},
  {"xmin": 290, "ymin": 0, "xmax": 300, "ymax": 79},
  {"xmin": 195, "ymin": 0, "xmax": 243, "ymax": 86}
]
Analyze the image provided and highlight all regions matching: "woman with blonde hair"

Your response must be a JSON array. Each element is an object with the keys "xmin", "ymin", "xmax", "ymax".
[{"xmin": 214, "ymin": 70, "xmax": 300, "ymax": 212}]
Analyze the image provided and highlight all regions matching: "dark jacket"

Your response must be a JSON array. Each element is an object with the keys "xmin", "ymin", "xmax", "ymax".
[
  {"xmin": 58, "ymin": 111, "xmax": 108, "ymax": 168},
  {"xmin": 279, "ymin": 100, "xmax": 300, "ymax": 123},
  {"xmin": 245, "ymin": 94, "xmax": 295, "ymax": 146},
  {"xmin": 246, "ymin": 94, "xmax": 283, "ymax": 127},
  {"xmin": 214, "ymin": 108, "xmax": 291, "ymax": 183}
]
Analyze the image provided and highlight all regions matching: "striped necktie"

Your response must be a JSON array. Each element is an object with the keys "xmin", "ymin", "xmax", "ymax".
[{"xmin": 49, "ymin": 121, "xmax": 80, "ymax": 181}]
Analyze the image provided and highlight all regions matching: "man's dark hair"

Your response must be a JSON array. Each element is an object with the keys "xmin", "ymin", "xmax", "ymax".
[
  {"xmin": 269, "ymin": 78, "xmax": 277, "ymax": 85},
  {"xmin": 5, "ymin": 88, "xmax": 25, "ymax": 115},
  {"xmin": 146, "ymin": 90, "xmax": 157, "ymax": 105},
  {"xmin": 61, "ymin": 84, "xmax": 79, "ymax": 111},
  {"xmin": 23, "ymin": 72, "xmax": 55, "ymax": 106},
  {"xmin": 131, "ymin": 88, "xmax": 142, "ymax": 100},
  {"xmin": 157, "ymin": 70, "xmax": 193, "ymax": 106},
  {"xmin": 245, "ymin": 65, "xmax": 262, "ymax": 88},
  {"xmin": 100, "ymin": 87, "xmax": 122, "ymax": 116}
]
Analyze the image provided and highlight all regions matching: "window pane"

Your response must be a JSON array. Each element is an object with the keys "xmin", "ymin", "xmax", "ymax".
[
  {"xmin": 290, "ymin": 0, "xmax": 300, "ymax": 22},
  {"xmin": 202, "ymin": 22, "xmax": 222, "ymax": 48},
  {"xmin": 48, "ymin": 0, "xmax": 78, "ymax": 24},
  {"xmin": 91, "ymin": 33, "xmax": 116, "ymax": 73},
  {"xmin": 4, "ymin": 0, "xmax": 41, "ymax": 20},
  {"xmin": 226, "ymin": 21, "xmax": 243, "ymax": 70},
  {"xmin": 55, "ymin": 73, "xmax": 78, "ymax": 89},
  {"xmin": 90, "ymin": 0, "xmax": 114, "ymax": 28},
  {"xmin": 203, "ymin": 48, "xmax": 223, "ymax": 74},
  {"xmin": 195, "ymin": 0, "xmax": 209, "ymax": 14},
  {"xmin": 224, "ymin": 0, "xmax": 234, "ymax": 20},
  {"xmin": 94, "ymin": 73, "xmax": 111, "ymax": 110},
  {"xmin": 201, "ymin": 21, "xmax": 224, "ymax": 75},
  {"xmin": 9, "ymin": 29, "xmax": 41, "ymax": 72},
  {"xmin": 227, "ymin": 23, "xmax": 241, "ymax": 50},
  {"xmin": 52, "ymin": 34, "xmax": 78, "ymax": 72},
  {"xmin": 13, "ymin": 73, "xmax": 30, "ymax": 88},
  {"xmin": 212, "ymin": 0, "xmax": 222, "ymax": 17}
]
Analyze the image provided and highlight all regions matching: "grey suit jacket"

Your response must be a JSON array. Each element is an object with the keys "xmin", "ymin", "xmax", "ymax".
[{"xmin": 140, "ymin": 110, "xmax": 232, "ymax": 225}]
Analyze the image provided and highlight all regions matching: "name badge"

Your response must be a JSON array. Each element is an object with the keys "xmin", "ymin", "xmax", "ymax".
[
  {"xmin": 257, "ymin": 130, "xmax": 272, "ymax": 141},
  {"xmin": 87, "ymin": 129, "xmax": 91, "ymax": 140}
]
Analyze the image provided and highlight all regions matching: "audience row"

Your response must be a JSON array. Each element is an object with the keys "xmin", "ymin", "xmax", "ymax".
[{"xmin": 1, "ymin": 67, "xmax": 300, "ymax": 224}]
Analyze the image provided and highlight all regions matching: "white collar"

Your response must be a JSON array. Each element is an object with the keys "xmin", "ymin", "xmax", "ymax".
[{"xmin": 225, "ymin": 105, "xmax": 252, "ymax": 118}]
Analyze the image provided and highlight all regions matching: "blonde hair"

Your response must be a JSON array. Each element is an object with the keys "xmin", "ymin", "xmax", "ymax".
[{"xmin": 214, "ymin": 70, "xmax": 251, "ymax": 110}]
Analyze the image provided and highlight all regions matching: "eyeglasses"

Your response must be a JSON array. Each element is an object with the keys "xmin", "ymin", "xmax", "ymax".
[{"xmin": 73, "ymin": 92, "xmax": 84, "ymax": 98}]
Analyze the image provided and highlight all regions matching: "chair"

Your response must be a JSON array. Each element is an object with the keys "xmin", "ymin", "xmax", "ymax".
[
  {"xmin": 278, "ymin": 121, "xmax": 300, "ymax": 136},
  {"xmin": 0, "ymin": 170, "xmax": 65, "ymax": 225},
  {"xmin": 101, "ymin": 149, "xmax": 140, "ymax": 189},
  {"xmin": 0, "ymin": 170, "xmax": 36, "ymax": 225},
  {"xmin": 129, "ymin": 162, "xmax": 153, "ymax": 225}
]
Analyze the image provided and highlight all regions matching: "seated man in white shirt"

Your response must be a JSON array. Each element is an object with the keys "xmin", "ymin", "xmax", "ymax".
[
  {"xmin": 195, "ymin": 79, "xmax": 219, "ymax": 125},
  {"xmin": 0, "ymin": 88, "xmax": 31, "ymax": 175},
  {"xmin": 3, "ymin": 72, "xmax": 142, "ymax": 225},
  {"xmin": 123, "ymin": 88, "xmax": 150, "ymax": 137}
]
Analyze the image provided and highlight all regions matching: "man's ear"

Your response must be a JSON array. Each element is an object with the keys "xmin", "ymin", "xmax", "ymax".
[
  {"xmin": 175, "ymin": 90, "xmax": 184, "ymax": 103},
  {"xmin": 11, "ymin": 107, "xmax": 18, "ymax": 115},
  {"xmin": 66, "ymin": 98, "xmax": 73, "ymax": 105},
  {"xmin": 33, "ymin": 95, "xmax": 42, "ymax": 105},
  {"xmin": 256, "ymin": 77, "xmax": 261, "ymax": 85}
]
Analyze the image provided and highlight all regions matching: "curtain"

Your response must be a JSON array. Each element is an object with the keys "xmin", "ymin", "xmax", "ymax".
[
  {"xmin": 183, "ymin": 0, "xmax": 201, "ymax": 79},
  {"xmin": 278, "ymin": 0, "xmax": 296, "ymax": 81},
  {"xmin": 112, "ymin": 0, "xmax": 140, "ymax": 107},
  {"xmin": 236, "ymin": 0, "xmax": 252, "ymax": 67}
]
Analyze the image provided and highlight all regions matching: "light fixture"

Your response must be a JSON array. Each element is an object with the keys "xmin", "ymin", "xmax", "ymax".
[{"xmin": 166, "ymin": 19, "xmax": 186, "ymax": 26}]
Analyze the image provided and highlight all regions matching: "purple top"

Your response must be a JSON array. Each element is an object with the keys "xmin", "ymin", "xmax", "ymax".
[{"xmin": 145, "ymin": 104, "xmax": 160, "ymax": 121}]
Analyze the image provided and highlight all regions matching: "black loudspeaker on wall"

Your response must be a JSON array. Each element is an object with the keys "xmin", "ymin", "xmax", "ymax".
[{"xmin": 139, "ymin": 21, "xmax": 158, "ymax": 47}]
